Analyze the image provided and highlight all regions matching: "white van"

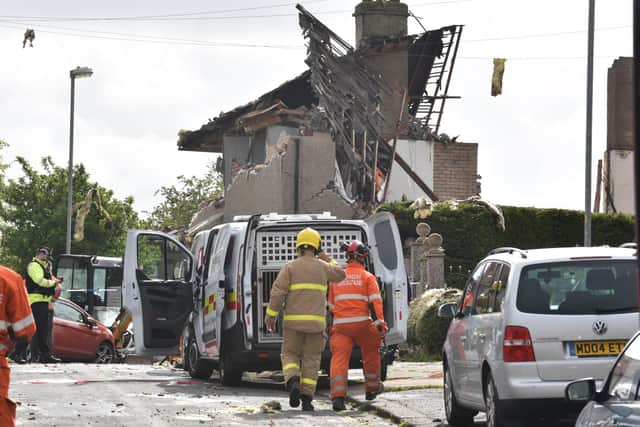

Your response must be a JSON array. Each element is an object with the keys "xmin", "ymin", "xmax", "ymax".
[{"xmin": 122, "ymin": 212, "xmax": 409, "ymax": 385}]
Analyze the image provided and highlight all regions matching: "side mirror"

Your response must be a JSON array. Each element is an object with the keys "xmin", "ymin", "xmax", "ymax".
[
  {"xmin": 438, "ymin": 302, "xmax": 458, "ymax": 319},
  {"xmin": 84, "ymin": 317, "xmax": 96, "ymax": 328},
  {"xmin": 565, "ymin": 378, "xmax": 596, "ymax": 402}
]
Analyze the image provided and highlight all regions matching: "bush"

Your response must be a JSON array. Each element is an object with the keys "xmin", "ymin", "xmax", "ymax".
[
  {"xmin": 379, "ymin": 202, "xmax": 635, "ymax": 290},
  {"xmin": 407, "ymin": 288, "xmax": 462, "ymax": 357}
]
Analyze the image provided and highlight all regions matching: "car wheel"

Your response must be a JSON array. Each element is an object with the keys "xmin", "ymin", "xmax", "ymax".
[
  {"xmin": 95, "ymin": 342, "xmax": 114, "ymax": 364},
  {"xmin": 484, "ymin": 372, "xmax": 508, "ymax": 427},
  {"xmin": 219, "ymin": 347, "xmax": 242, "ymax": 386},
  {"xmin": 187, "ymin": 336, "xmax": 215, "ymax": 379},
  {"xmin": 444, "ymin": 362, "xmax": 476, "ymax": 426}
]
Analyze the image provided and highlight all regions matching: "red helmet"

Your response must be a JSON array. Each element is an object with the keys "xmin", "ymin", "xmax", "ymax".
[{"xmin": 341, "ymin": 240, "xmax": 369, "ymax": 259}]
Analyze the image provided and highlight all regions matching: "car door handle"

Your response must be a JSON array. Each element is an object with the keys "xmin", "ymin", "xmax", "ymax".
[
  {"xmin": 478, "ymin": 333, "xmax": 486, "ymax": 341},
  {"xmin": 459, "ymin": 336, "xmax": 467, "ymax": 342}
]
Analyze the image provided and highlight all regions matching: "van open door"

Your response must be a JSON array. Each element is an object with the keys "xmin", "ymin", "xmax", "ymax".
[
  {"xmin": 366, "ymin": 212, "xmax": 408, "ymax": 345},
  {"xmin": 200, "ymin": 225, "xmax": 231, "ymax": 356},
  {"xmin": 122, "ymin": 230, "xmax": 194, "ymax": 355}
]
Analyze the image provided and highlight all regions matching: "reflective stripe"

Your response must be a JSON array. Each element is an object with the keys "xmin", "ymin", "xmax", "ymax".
[
  {"xmin": 334, "ymin": 294, "xmax": 368, "ymax": 302},
  {"xmin": 284, "ymin": 315, "xmax": 325, "ymax": 323},
  {"xmin": 0, "ymin": 344, "xmax": 6, "ymax": 351},
  {"xmin": 329, "ymin": 259, "xmax": 338, "ymax": 266},
  {"xmin": 12, "ymin": 314, "xmax": 35, "ymax": 333},
  {"xmin": 283, "ymin": 363, "xmax": 300, "ymax": 371},
  {"xmin": 368, "ymin": 294, "xmax": 382, "ymax": 301},
  {"xmin": 330, "ymin": 376, "xmax": 347, "ymax": 383},
  {"xmin": 365, "ymin": 373, "xmax": 378, "ymax": 379},
  {"xmin": 290, "ymin": 283, "xmax": 327, "ymax": 292},
  {"xmin": 301, "ymin": 378, "xmax": 317, "ymax": 386},
  {"xmin": 373, "ymin": 319, "xmax": 384, "ymax": 326},
  {"xmin": 266, "ymin": 308, "xmax": 279, "ymax": 317},
  {"xmin": 0, "ymin": 320, "xmax": 6, "ymax": 330},
  {"xmin": 333, "ymin": 316, "xmax": 370, "ymax": 325},
  {"xmin": 331, "ymin": 385, "xmax": 347, "ymax": 392}
]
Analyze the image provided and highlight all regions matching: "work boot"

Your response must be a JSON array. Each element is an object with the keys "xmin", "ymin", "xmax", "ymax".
[
  {"xmin": 40, "ymin": 353, "xmax": 62, "ymax": 363},
  {"xmin": 301, "ymin": 395, "xmax": 314, "ymax": 412},
  {"xmin": 332, "ymin": 397, "xmax": 346, "ymax": 411},
  {"xmin": 286, "ymin": 376, "xmax": 300, "ymax": 408},
  {"xmin": 365, "ymin": 383, "xmax": 384, "ymax": 401}
]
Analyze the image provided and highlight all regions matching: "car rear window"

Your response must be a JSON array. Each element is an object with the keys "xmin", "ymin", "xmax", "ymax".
[{"xmin": 517, "ymin": 260, "xmax": 637, "ymax": 315}]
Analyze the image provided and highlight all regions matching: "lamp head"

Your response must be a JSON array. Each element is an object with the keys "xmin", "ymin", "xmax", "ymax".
[{"xmin": 70, "ymin": 66, "xmax": 93, "ymax": 79}]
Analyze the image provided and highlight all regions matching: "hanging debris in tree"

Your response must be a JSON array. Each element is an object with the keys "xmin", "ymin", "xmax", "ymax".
[
  {"xmin": 491, "ymin": 58, "xmax": 506, "ymax": 96},
  {"xmin": 73, "ymin": 188, "xmax": 112, "ymax": 241},
  {"xmin": 23, "ymin": 29, "xmax": 35, "ymax": 48}
]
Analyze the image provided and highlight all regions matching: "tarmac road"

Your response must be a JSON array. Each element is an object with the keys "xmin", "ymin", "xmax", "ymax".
[
  {"xmin": 9, "ymin": 363, "xmax": 395, "ymax": 427},
  {"xmin": 8, "ymin": 361, "xmax": 577, "ymax": 427}
]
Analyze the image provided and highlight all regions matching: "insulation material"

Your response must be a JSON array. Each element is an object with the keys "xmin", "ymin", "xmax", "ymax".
[{"xmin": 491, "ymin": 58, "xmax": 506, "ymax": 97}]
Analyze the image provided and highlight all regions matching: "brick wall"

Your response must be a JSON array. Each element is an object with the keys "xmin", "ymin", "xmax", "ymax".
[{"xmin": 432, "ymin": 141, "xmax": 480, "ymax": 200}]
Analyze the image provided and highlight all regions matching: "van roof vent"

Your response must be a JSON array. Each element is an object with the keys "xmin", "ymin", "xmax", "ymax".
[{"xmin": 233, "ymin": 212, "xmax": 337, "ymax": 222}]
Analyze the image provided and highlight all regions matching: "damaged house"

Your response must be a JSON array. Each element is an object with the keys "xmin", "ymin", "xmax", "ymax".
[{"xmin": 178, "ymin": 0, "xmax": 480, "ymax": 234}]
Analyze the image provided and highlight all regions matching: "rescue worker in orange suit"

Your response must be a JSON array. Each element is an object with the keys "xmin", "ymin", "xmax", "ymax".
[
  {"xmin": 26, "ymin": 247, "xmax": 61, "ymax": 363},
  {"xmin": 328, "ymin": 240, "xmax": 387, "ymax": 411},
  {"xmin": 264, "ymin": 228, "xmax": 345, "ymax": 411},
  {"xmin": 0, "ymin": 264, "xmax": 37, "ymax": 426}
]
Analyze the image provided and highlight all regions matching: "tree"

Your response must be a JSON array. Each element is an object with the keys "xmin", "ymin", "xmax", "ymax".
[
  {"xmin": 0, "ymin": 156, "xmax": 139, "ymax": 271},
  {"xmin": 145, "ymin": 161, "xmax": 223, "ymax": 232},
  {"xmin": 0, "ymin": 139, "xmax": 8, "ymax": 193}
]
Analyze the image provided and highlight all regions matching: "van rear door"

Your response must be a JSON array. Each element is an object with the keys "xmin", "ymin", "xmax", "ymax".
[
  {"xmin": 122, "ymin": 230, "xmax": 194, "ymax": 355},
  {"xmin": 201, "ymin": 225, "xmax": 231, "ymax": 356},
  {"xmin": 366, "ymin": 212, "xmax": 408, "ymax": 345}
]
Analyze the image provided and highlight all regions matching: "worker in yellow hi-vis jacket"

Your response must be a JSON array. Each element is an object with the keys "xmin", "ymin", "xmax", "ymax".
[{"xmin": 264, "ymin": 228, "xmax": 345, "ymax": 412}]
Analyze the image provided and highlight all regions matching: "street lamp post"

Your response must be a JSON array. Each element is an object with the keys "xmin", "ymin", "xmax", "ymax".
[
  {"xmin": 66, "ymin": 66, "xmax": 93, "ymax": 255},
  {"xmin": 584, "ymin": 0, "xmax": 595, "ymax": 247}
]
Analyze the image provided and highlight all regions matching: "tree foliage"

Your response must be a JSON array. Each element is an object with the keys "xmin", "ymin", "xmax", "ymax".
[
  {"xmin": 144, "ymin": 161, "xmax": 222, "ymax": 232},
  {"xmin": 0, "ymin": 156, "xmax": 139, "ymax": 271},
  {"xmin": 0, "ymin": 139, "xmax": 8, "ymax": 192}
]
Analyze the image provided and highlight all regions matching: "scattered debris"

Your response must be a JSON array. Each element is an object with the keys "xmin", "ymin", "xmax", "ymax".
[
  {"xmin": 260, "ymin": 400, "xmax": 282, "ymax": 413},
  {"xmin": 23, "ymin": 29, "xmax": 35, "ymax": 48}
]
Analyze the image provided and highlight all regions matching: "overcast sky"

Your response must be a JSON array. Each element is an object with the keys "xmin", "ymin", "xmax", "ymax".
[{"xmin": 0, "ymin": 0, "xmax": 633, "ymax": 215}]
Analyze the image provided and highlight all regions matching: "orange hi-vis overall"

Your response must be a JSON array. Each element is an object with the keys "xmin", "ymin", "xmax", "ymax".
[
  {"xmin": 0, "ymin": 265, "xmax": 36, "ymax": 427},
  {"xmin": 328, "ymin": 261, "xmax": 386, "ymax": 399}
]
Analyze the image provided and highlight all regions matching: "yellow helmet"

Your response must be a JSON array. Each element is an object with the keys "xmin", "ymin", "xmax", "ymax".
[{"xmin": 295, "ymin": 227, "xmax": 321, "ymax": 251}]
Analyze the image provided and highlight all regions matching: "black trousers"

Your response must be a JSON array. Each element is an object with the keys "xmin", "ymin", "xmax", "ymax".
[{"xmin": 30, "ymin": 302, "xmax": 51, "ymax": 358}]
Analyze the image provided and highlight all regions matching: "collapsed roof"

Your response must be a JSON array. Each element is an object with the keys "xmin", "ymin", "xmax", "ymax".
[{"xmin": 177, "ymin": 5, "xmax": 462, "ymax": 206}]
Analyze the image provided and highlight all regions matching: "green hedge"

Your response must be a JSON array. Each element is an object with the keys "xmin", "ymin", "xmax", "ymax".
[{"xmin": 379, "ymin": 202, "xmax": 635, "ymax": 289}]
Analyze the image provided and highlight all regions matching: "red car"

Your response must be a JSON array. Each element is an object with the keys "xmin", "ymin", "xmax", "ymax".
[{"xmin": 51, "ymin": 298, "xmax": 115, "ymax": 363}]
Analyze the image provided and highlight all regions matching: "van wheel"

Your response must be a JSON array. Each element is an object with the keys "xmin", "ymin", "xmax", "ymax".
[
  {"xmin": 444, "ymin": 362, "xmax": 476, "ymax": 426},
  {"xmin": 380, "ymin": 361, "xmax": 388, "ymax": 382},
  {"xmin": 219, "ymin": 348, "xmax": 242, "ymax": 386},
  {"xmin": 484, "ymin": 372, "xmax": 508, "ymax": 427},
  {"xmin": 187, "ymin": 337, "xmax": 214, "ymax": 379}
]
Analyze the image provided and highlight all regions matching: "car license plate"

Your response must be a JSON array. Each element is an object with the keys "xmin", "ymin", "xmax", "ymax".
[{"xmin": 571, "ymin": 340, "xmax": 627, "ymax": 357}]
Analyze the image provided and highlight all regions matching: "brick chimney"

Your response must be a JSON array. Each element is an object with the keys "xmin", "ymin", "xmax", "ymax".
[
  {"xmin": 354, "ymin": 0, "xmax": 409, "ymax": 137},
  {"xmin": 354, "ymin": 0, "xmax": 409, "ymax": 48}
]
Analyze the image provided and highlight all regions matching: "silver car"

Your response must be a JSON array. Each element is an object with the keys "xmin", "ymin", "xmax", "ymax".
[
  {"xmin": 438, "ymin": 246, "xmax": 637, "ymax": 427},
  {"xmin": 566, "ymin": 329, "xmax": 640, "ymax": 426}
]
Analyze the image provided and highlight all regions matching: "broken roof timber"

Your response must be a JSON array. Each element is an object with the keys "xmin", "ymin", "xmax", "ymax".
[{"xmin": 177, "ymin": 70, "xmax": 317, "ymax": 152}]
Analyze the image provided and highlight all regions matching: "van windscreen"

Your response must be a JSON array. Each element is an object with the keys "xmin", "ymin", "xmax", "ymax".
[{"xmin": 517, "ymin": 260, "xmax": 638, "ymax": 315}]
